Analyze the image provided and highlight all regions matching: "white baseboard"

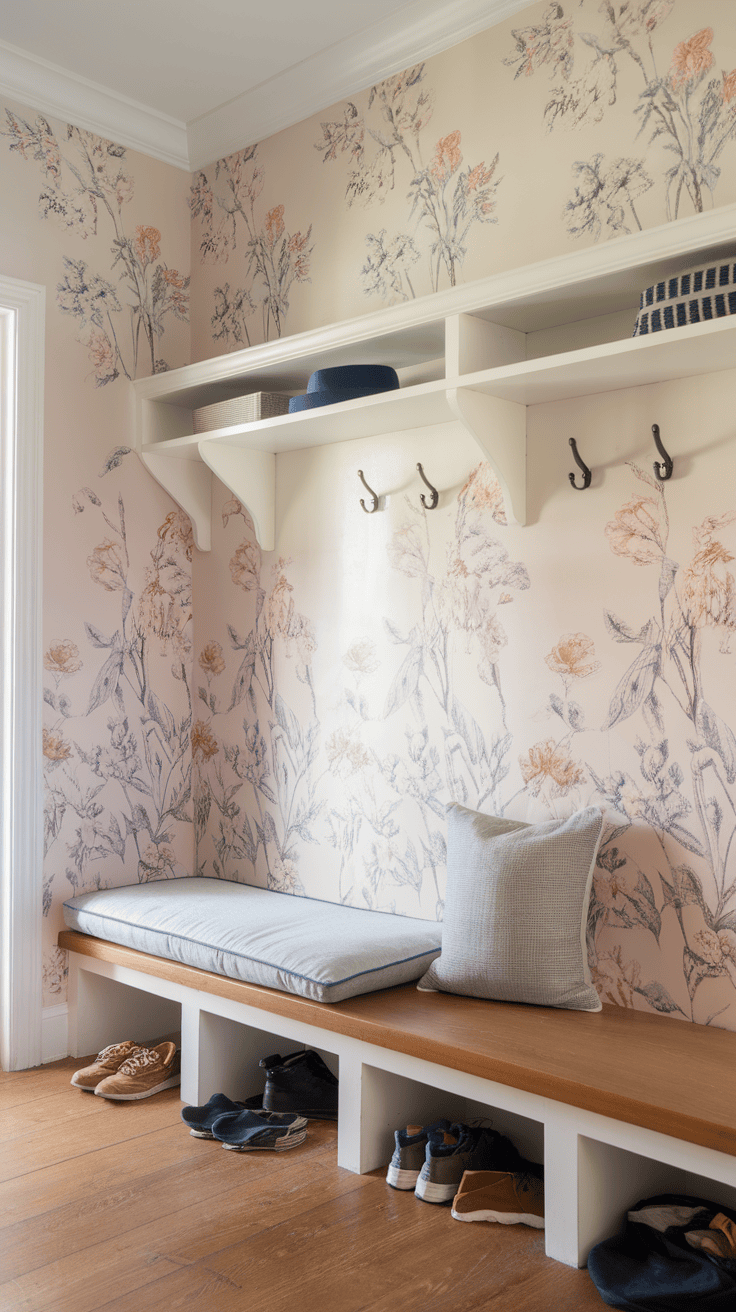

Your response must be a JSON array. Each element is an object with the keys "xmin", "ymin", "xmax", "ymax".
[{"xmin": 42, "ymin": 1002, "xmax": 69, "ymax": 1063}]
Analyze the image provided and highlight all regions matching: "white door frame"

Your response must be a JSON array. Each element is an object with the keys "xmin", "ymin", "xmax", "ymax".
[{"xmin": 0, "ymin": 275, "xmax": 44, "ymax": 1071}]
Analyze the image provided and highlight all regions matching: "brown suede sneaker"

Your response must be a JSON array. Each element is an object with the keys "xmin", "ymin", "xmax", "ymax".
[
  {"xmin": 94, "ymin": 1041, "xmax": 181, "ymax": 1100},
  {"xmin": 70, "ymin": 1040, "xmax": 142, "ymax": 1091},
  {"xmin": 451, "ymin": 1169, "xmax": 545, "ymax": 1228}
]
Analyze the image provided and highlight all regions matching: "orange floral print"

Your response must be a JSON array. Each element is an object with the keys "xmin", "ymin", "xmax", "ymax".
[
  {"xmin": 162, "ymin": 268, "xmax": 186, "ymax": 289},
  {"xmin": 505, "ymin": 7, "xmax": 574, "ymax": 80},
  {"xmin": 84, "ymin": 327, "xmax": 116, "ymax": 381},
  {"xmin": 589, "ymin": 948, "xmax": 641, "ymax": 1008},
  {"xmin": 605, "ymin": 496, "xmax": 665, "ymax": 565},
  {"xmin": 191, "ymin": 720, "xmax": 219, "ymax": 762},
  {"xmin": 265, "ymin": 204, "xmax": 285, "ymax": 246},
  {"xmin": 670, "ymin": 28, "xmax": 714, "ymax": 88},
  {"xmin": 466, "ymin": 162, "xmax": 488, "ymax": 193},
  {"xmin": 264, "ymin": 569, "xmax": 294, "ymax": 639},
  {"xmin": 134, "ymin": 224, "xmax": 161, "ymax": 266},
  {"xmin": 723, "ymin": 69, "xmax": 736, "ymax": 105},
  {"xmin": 229, "ymin": 540, "xmax": 261, "ymax": 591},
  {"xmin": 199, "ymin": 641, "xmax": 226, "ymax": 678},
  {"xmin": 545, "ymin": 633, "xmax": 601, "ymax": 679},
  {"xmin": 681, "ymin": 532, "xmax": 736, "ymax": 629},
  {"xmin": 44, "ymin": 638, "xmax": 82, "ymax": 675},
  {"xmin": 88, "ymin": 539, "xmax": 127, "ymax": 591},
  {"xmin": 519, "ymin": 739, "xmax": 585, "ymax": 792},
  {"xmin": 459, "ymin": 464, "xmax": 507, "ymax": 525},
  {"xmin": 158, "ymin": 510, "xmax": 194, "ymax": 561},
  {"xmin": 43, "ymin": 728, "xmax": 72, "ymax": 762},
  {"xmin": 287, "ymin": 230, "xmax": 311, "ymax": 280},
  {"xmin": 430, "ymin": 130, "xmax": 462, "ymax": 184}
]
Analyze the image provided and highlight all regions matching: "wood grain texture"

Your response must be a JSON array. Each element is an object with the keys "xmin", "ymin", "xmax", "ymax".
[
  {"xmin": 59, "ymin": 929, "xmax": 736, "ymax": 1156},
  {"xmin": 0, "ymin": 1059, "xmax": 606, "ymax": 1312}
]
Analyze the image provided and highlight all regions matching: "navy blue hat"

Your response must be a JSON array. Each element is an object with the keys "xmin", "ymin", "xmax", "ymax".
[{"xmin": 289, "ymin": 364, "xmax": 399, "ymax": 413}]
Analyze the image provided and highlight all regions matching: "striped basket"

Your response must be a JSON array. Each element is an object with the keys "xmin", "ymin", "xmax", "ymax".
[
  {"xmin": 193, "ymin": 391, "xmax": 290, "ymax": 433},
  {"xmin": 632, "ymin": 257, "xmax": 736, "ymax": 337}
]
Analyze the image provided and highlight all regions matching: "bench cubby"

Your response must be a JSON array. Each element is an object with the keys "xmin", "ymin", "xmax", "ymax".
[{"xmin": 60, "ymin": 929, "xmax": 736, "ymax": 1270}]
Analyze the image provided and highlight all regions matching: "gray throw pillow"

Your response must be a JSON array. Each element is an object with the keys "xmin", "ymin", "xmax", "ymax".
[{"xmin": 417, "ymin": 803, "xmax": 604, "ymax": 1011}]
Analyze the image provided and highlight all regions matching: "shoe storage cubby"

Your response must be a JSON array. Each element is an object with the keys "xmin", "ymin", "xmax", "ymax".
[
  {"xmin": 195, "ymin": 1006, "xmax": 338, "ymax": 1106},
  {"xmin": 576, "ymin": 1136, "xmax": 736, "ymax": 1263},
  {"xmin": 66, "ymin": 962, "xmax": 182, "ymax": 1057},
  {"xmin": 357, "ymin": 1061, "xmax": 544, "ymax": 1182},
  {"xmin": 64, "ymin": 944, "xmax": 736, "ymax": 1271}
]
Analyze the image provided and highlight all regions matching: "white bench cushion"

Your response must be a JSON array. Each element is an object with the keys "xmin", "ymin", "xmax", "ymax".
[{"xmin": 62, "ymin": 877, "xmax": 442, "ymax": 1004}]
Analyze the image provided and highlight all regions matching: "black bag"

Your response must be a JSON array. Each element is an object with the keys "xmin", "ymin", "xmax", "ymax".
[{"xmin": 587, "ymin": 1193, "xmax": 736, "ymax": 1310}]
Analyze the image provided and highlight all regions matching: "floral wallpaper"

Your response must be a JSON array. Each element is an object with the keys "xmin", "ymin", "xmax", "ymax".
[
  {"xmin": 2, "ymin": 0, "xmax": 736, "ymax": 1036},
  {"xmin": 189, "ymin": 0, "xmax": 736, "ymax": 355},
  {"xmin": 185, "ymin": 0, "xmax": 736, "ymax": 1031},
  {"xmin": 315, "ymin": 65, "xmax": 500, "ymax": 298},
  {"xmin": 189, "ymin": 146, "xmax": 313, "ymax": 348},
  {"xmin": 192, "ymin": 393, "xmax": 736, "ymax": 1028},
  {"xmin": 505, "ymin": 3, "xmax": 736, "ymax": 237},
  {"xmin": 1, "ymin": 96, "xmax": 191, "ymax": 1006},
  {"xmin": 3, "ymin": 110, "xmax": 189, "ymax": 384}
]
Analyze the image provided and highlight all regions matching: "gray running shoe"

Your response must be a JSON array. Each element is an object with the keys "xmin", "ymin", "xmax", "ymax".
[
  {"xmin": 415, "ymin": 1123, "xmax": 526, "ymax": 1204},
  {"xmin": 385, "ymin": 1119, "xmax": 453, "ymax": 1191}
]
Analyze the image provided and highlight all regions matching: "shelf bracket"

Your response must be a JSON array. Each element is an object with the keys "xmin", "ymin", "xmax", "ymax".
[
  {"xmin": 446, "ymin": 386, "xmax": 527, "ymax": 526},
  {"xmin": 139, "ymin": 451, "xmax": 213, "ymax": 552},
  {"xmin": 198, "ymin": 442, "xmax": 276, "ymax": 551}
]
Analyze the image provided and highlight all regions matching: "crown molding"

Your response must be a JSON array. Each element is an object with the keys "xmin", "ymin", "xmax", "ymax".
[
  {"xmin": 1, "ymin": 1, "xmax": 535, "ymax": 174},
  {"xmin": 0, "ymin": 39, "xmax": 190, "ymax": 171},
  {"xmin": 187, "ymin": 0, "xmax": 535, "ymax": 170}
]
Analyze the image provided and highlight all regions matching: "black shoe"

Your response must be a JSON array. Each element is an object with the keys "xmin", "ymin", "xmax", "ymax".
[{"xmin": 260, "ymin": 1050, "xmax": 339, "ymax": 1120}]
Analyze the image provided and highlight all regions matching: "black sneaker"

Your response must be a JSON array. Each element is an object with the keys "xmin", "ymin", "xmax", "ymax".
[
  {"xmin": 415, "ymin": 1123, "xmax": 526, "ymax": 1204},
  {"xmin": 260, "ymin": 1050, "xmax": 338, "ymax": 1120}
]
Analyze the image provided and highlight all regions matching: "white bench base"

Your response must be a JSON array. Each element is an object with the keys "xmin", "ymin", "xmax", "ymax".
[{"xmin": 66, "ymin": 947, "xmax": 736, "ymax": 1270}]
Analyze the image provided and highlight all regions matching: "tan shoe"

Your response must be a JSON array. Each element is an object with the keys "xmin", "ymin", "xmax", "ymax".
[
  {"xmin": 94, "ymin": 1041, "xmax": 180, "ymax": 1101},
  {"xmin": 70, "ymin": 1040, "xmax": 142, "ymax": 1091},
  {"xmin": 451, "ymin": 1169, "xmax": 545, "ymax": 1228}
]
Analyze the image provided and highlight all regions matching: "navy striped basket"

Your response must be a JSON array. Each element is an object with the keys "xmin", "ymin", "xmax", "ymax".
[{"xmin": 632, "ymin": 257, "xmax": 736, "ymax": 337}]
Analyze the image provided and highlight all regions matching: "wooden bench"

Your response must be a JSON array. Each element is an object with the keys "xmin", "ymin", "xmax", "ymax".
[{"xmin": 59, "ymin": 927, "xmax": 736, "ymax": 1270}]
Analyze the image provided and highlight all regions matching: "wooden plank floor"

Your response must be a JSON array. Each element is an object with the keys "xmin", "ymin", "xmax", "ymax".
[{"xmin": 0, "ymin": 1058, "xmax": 607, "ymax": 1312}]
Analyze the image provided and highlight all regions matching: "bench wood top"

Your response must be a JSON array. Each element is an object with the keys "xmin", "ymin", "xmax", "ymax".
[{"xmin": 59, "ymin": 928, "xmax": 736, "ymax": 1159}]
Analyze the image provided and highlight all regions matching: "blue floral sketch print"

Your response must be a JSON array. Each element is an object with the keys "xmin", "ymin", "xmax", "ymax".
[
  {"xmin": 3, "ymin": 112, "xmax": 188, "ymax": 381},
  {"xmin": 315, "ymin": 65, "xmax": 502, "ymax": 299},
  {"xmin": 504, "ymin": 3, "xmax": 736, "ymax": 235},
  {"xmin": 43, "ymin": 453, "xmax": 193, "ymax": 898}
]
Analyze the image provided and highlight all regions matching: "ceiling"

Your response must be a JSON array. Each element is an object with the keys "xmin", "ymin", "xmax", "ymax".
[{"xmin": 0, "ymin": 0, "xmax": 534, "ymax": 171}]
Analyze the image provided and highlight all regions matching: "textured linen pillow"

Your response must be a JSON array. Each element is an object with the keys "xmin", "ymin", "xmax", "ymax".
[{"xmin": 417, "ymin": 803, "xmax": 604, "ymax": 1011}]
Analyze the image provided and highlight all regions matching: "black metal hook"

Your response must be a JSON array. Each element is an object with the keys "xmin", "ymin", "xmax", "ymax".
[
  {"xmin": 569, "ymin": 438, "xmax": 591, "ymax": 490},
  {"xmin": 417, "ymin": 463, "xmax": 439, "ymax": 510},
  {"xmin": 358, "ymin": 469, "xmax": 379, "ymax": 514},
  {"xmin": 652, "ymin": 424, "xmax": 673, "ymax": 482}
]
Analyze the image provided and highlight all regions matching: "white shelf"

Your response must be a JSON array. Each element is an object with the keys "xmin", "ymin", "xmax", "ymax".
[
  {"xmin": 133, "ymin": 208, "xmax": 736, "ymax": 550},
  {"xmin": 463, "ymin": 312, "xmax": 736, "ymax": 406}
]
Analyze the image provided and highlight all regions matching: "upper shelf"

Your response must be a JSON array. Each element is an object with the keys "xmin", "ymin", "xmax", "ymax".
[
  {"xmin": 142, "ymin": 311, "xmax": 736, "ymax": 459},
  {"xmin": 133, "ymin": 207, "xmax": 736, "ymax": 550}
]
